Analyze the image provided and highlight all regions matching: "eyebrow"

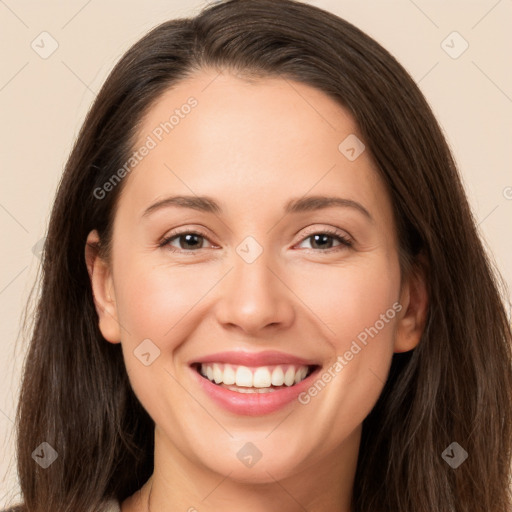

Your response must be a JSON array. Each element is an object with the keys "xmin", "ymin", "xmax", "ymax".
[{"xmin": 142, "ymin": 194, "xmax": 373, "ymax": 221}]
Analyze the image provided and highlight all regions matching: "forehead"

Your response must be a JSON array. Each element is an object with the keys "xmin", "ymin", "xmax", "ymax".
[
  {"xmin": 135, "ymin": 69, "xmax": 362, "ymax": 162},
  {"xmin": 118, "ymin": 69, "xmax": 391, "ymax": 225}
]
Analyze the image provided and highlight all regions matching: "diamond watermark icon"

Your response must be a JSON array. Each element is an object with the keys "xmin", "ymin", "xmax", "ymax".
[
  {"xmin": 32, "ymin": 442, "xmax": 58, "ymax": 469},
  {"xmin": 31, "ymin": 31, "xmax": 59, "ymax": 59},
  {"xmin": 441, "ymin": 31, "xmax": 469, "ymax": 59},
  {"xmin": 32, "ymin": 237, "xmax": 46, "ymax": 260},
  {"xmin": 338, "ymin": 134, "xmax": 365, "ymax": 161},
  {"xmin": 237, "ymin": 442, "xmax": 262, "ymax": 468},
  {"xmin": 236, "ymin": 236, "xmax": 263, "ymax": 264},
  {"xmin": 134, "ymin": 338, "xmax": 161, "ymax": 366},
  {"xmin": 441, "ymin": 442, "xmax": 468, "ymax": 469}
]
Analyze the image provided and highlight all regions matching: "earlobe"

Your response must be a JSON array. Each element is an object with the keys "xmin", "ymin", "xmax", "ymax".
[
  {"xmin": 394, "ymin": 256, "xmax": 429, "ymax": 353},
  {"xmin": 85, "ymin": 230, "xmax": 121, "ymax": 344}
]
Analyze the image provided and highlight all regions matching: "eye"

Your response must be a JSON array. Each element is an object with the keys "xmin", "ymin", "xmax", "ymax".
[
  {"xmin": 159, "ymin": 230, "xmax": 215, "ymax": 253},
  {"xmin": 159, "ymin": 227, "xmax": 353, "ymax": 254},
  {"xmin": 296, "ymin": 228, "xmax": 353, "ymax": 253}
]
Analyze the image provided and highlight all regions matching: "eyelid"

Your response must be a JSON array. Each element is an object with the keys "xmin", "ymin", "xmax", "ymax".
[{"xmin": 297, "ymin": 225, "xmax": 353, "ymax": 244}]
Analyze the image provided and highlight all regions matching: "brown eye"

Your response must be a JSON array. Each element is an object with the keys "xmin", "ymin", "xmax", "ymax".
[
  {"xmin": 160, "ymin": 231, "xmax": 214, "ymax": 252},
  {"xmin": 297, "ymin": 229, "xmax": 353, "ymax": 252},
  {"xmin": 173, "ymin": 233, "xmax": 205, "ymax": 250}
]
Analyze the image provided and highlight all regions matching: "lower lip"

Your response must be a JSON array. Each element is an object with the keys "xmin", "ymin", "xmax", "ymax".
[{"xmin": 190, "ymin": 366, "xmax": 321, "ymax": 416}]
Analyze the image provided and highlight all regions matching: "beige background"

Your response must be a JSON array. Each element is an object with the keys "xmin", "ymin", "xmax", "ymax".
[{"xmin": 1, "ymin": 0, "xmax": 511, "ymax": 506}]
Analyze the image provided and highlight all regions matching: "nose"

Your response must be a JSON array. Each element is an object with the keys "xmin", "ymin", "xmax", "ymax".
[{"xmin": 214, "ymin": 250, "xmax": 295, "ymax": 336}]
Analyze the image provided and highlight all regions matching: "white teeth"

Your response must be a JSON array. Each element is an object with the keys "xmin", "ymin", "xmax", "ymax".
[
  {"xmin": 224, "ymin": 385, "xmax": 276, "ymax": 393},
  {"xmin": 213, "ymin": 363, "xmax": 223, "ymax": 384},
  {"xmin": 198, "ymin": 362, "xmax": 311, "ymax": 389},
  {"xmin": 222, "ymin": 364, "xmax": 236, "ymax": 385},
  {"xmin": 271, "ymin": 366, "xmax": 285, "ymax": 386},
  {"xmin": 284, "ymin": 366, "xmax": 295, "ymax": 386},
  {"xmin": 253, "ymin": 367, "xmax": 272, "ymax": 388},
  {"xmin": 235, "ymin": 366, "xmax": 253, "ymax": 387},
  {"xmin": 294, "ymin": 367, "xmax": 308, "ymax": 384}
]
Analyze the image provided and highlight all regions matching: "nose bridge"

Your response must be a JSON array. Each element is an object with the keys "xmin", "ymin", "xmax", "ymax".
[{"xmin": 214, "ymin": 241, "xmax": 294, "ymax": 333}]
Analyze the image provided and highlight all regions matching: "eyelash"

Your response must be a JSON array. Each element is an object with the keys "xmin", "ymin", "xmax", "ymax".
[{"xmin": 158, "ymin": 227, "xmax": 353, "ymax": 255}]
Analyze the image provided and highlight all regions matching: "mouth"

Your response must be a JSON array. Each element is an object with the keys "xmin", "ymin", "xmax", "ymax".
[
  {"xmin": 188, "ymin": 350, "xmax": 323, "ymax": 415},
  {"xmin": 191, "ymin": 362, "xmax": 320, "ymax": 394}
]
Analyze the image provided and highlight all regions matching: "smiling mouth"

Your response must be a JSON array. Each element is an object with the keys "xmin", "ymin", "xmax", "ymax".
[{"xmin": 191, "ymin": 362, "xmax": 320, "ymax": 393}]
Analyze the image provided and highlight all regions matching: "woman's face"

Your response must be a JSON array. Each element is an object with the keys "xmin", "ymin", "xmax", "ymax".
[{"xmin": 88, "ymin": 69, "xmax": 425, "ymax": 485}]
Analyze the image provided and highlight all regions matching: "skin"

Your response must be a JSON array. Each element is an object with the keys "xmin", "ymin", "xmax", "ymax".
[{"xmin": 86, "ymin": 69, "xmax": 428, "ymax": 512}]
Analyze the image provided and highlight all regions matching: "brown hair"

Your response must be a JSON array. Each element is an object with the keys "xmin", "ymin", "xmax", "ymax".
[{"xmin": 6, "ymin": 0, "xmax": 512, "ymax": 510}]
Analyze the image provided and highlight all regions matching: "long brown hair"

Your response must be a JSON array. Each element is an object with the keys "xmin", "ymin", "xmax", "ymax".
[{"xmin": 6, "ymin": 0, "xmax": 512, "ymax": 510}]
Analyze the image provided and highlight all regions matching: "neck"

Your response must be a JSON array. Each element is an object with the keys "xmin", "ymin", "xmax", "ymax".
[{"xmin": 125, "ymin": 425, "xmax": 360, "ymax": 512}]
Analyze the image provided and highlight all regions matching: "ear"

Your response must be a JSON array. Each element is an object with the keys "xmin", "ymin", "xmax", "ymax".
[
  {"xmin": 394, "ymin": 255, "xmax": 429, "ymax": 353},
  {"xmin": 85, "ymin": 230, "xmax": 121, "ymax": 344}
]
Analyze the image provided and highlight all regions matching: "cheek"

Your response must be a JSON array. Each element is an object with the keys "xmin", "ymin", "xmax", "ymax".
[
  {"xmin": 292, "ymin": 259, "xmax": 400, "ymax": 438},
  {"xmin": 336, "ymin": 268, "xmax": 399, "ymax": 359},
  {"xmin": 112, "ymin": 259, "xmax": 208, "ymax": 419},
  {"xmin": 288, "ymin": 254, "xmax": 400, "ymax": 350},
  {"xmin": 290, "ymin": 255, "xmax": 400, "ymax": 408},
  {"xmin": 113, "ymin": 256, "xmax": 208, "ymax": 347}
]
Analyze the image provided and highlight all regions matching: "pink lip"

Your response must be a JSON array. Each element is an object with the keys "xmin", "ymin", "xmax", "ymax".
[
  {"xmin": 189, "ymin": 350, "xmax": 319, "ymax": 367},
  {"xmin": 189, "ymin": 361, "xmax": 322, "ymax": 417}
]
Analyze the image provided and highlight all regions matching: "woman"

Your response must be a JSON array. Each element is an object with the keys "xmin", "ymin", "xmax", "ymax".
[{"xmin": 6, "ymin": 0, "xmax": 512, "ymax": 511}]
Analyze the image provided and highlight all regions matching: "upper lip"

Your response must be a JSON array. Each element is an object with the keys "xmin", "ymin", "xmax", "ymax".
[{"xmin": 190, "ymin": 350, "xmax": 321, "ymax": 367}]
